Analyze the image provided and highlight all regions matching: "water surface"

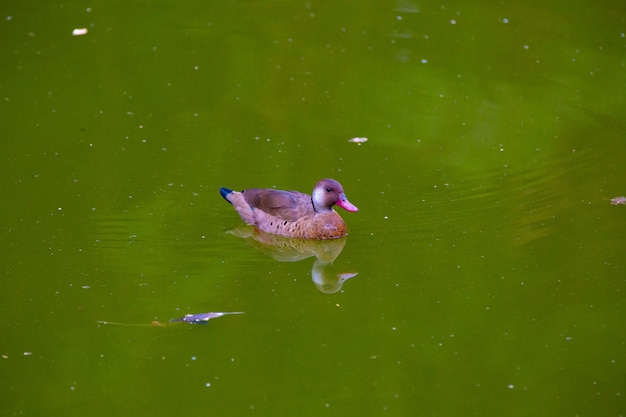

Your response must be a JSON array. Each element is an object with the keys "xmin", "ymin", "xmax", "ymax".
[{"xmin": 2, "ymin": 1, "xmax": 625, "ymax": 416}]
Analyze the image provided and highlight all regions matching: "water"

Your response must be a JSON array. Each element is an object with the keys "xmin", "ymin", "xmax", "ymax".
[{"xmin": 2, "ymin": 0, "xmax": 625, "ymax": 416}]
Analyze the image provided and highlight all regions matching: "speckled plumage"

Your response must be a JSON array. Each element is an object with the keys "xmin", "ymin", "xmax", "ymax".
[{"xmin": 220, "ymin": 179, "xmax": 358, "ymax": 240}]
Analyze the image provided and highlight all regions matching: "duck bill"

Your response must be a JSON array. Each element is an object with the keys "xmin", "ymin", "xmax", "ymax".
[{"xmin": 337, "ymin": 195, "xmax": 359, "ymax": 212}]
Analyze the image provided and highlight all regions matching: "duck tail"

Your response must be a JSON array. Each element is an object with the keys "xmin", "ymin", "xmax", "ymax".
[{"xmin": 219, "ymin": 187, "xmax": 234, "ymax": 204}]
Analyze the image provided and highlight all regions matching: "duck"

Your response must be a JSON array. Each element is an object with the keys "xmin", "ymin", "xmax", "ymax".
[{"xmin": 220, "ymin": 178, "xmax": 358, "ymax": 240}]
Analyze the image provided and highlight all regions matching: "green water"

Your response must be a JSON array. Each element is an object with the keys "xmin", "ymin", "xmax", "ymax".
[{"xmin": 2, "ymin": 1, "xmax": 625, "ymax": 416}]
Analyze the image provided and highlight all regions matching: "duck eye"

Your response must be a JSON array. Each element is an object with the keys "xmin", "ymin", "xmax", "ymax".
[{"xmin": 325, "ymin": 187, "xmax": 332, "ymax": 193}]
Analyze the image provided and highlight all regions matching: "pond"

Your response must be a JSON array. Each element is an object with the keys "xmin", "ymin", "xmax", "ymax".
[{"xmin": 1, "ymin": 1, "xmax": 625, "ymax": 416}]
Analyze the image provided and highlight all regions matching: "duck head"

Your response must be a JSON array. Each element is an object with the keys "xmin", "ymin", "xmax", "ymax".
[{"xmin": 311, "ymin": 178, "xmax": 359, "ymax": 213}]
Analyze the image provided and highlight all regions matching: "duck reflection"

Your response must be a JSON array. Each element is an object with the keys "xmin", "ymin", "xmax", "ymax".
[{"xmin": 226, "ymin": 226, "xmax": 357, "ymax": 293}]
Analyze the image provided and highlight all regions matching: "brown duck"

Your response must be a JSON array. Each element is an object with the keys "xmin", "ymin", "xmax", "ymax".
[{"xmin": 220, "ymin": 178, "xmax": 358, "ymax": 240}]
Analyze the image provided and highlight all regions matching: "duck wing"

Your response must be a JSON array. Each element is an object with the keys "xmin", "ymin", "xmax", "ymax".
[{"xmin": 242, "ymin": 189, "xmax": 313, "ymax": 221}]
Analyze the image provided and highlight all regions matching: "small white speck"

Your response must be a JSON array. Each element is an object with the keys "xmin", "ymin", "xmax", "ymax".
[
  {"xmin": 348, "ymin": 137, "xmax": 368, "ymax": 144},
  {"xmin": 502, "ymin": 18, "xmax": 509, "ymax": 23},
  {"xmin": 507, "ymin": 384, "xmax": 514, "ymax": 389},
  {"xmin": 450, "ymin": 19, "xmax": 456, "ymax": 25},
  {"xmin": 72, "ymin": 28, "xmax": 88, "ymax": 36},
  {"xmin": 205, "ymin": 382, "xmax": 211, "ymax": 387},
  {"xmin": 396, "ymin": 15, "xmax": 402, "ymax": 21},
  {"xmin": 421, "ymin": 58, "xmax": 428, "ymax": 63}
]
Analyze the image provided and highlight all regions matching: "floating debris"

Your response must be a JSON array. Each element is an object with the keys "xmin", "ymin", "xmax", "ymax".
[
  {"xmin": 97, "ymin": 311, "xmax": 244, "ymax": 327},
  {"xmin": 610, "ymin": 196, "xmax": 626, "ymax": 205},
  {"xmin": 170, "ymin": 311, "xmax": 244, "ymax": 324},
  {"xmin": 348, "ymin": 137, "xmax": 368, "ymax": 145},
  {"xmin": 72, "ymin": 28, "xmax": 88, "ymax": 36}
]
